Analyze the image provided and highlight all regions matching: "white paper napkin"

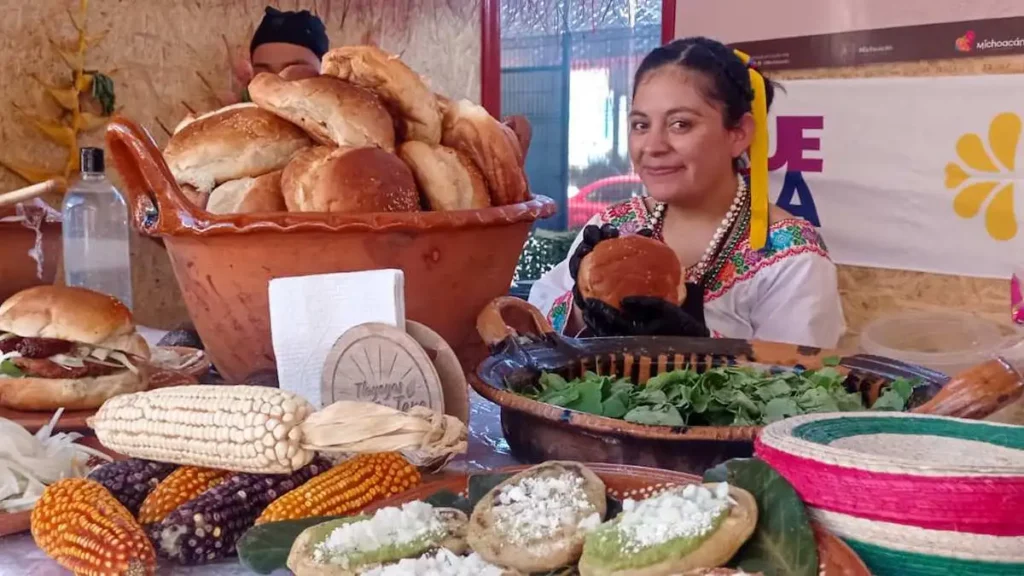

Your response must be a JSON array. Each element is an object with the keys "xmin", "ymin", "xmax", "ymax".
[{"xmin": 269, "ymin": 269, "xmax": 405, "ymax": 407}]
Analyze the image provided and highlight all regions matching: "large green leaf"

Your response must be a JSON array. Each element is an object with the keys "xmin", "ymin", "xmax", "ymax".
[
  {"xmin": 424, "ymin": 489, "xmax": 473, "ymax": 515},
  {"xmin": 236, "ymin": 515, "xmax": 346, "ymax": 574},
  {"xmin": 704, "ymin": 458, "xmax": 819, "ymax": 576},
  {"xmin": 468, "ymin": 472, "xmax": 513, "ymax": 506}
]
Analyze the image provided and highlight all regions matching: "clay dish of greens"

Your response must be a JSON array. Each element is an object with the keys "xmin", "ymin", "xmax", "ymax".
[{"xmin": 470, "ymin": 298, "xmax": 1024, "ymax": 474}]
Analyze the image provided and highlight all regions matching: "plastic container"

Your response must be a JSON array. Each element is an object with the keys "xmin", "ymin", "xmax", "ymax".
[{"xmin": 859, "ymin": 311, "xmax": 1009, "ymax": 377}]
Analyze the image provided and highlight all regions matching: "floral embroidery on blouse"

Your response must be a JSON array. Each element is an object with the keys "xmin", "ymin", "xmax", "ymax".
[
  {"xmin": 704, "ymin": 218, "xmax": 828, "ymax": 301},
  {"xmin": 547, "ymin": 291, "xmax": 574, "ymax": 334}
]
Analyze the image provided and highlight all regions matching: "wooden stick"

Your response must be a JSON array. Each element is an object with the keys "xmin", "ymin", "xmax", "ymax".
[{"xmin": 0, "ymin": 179, "xmax": 65, "ymax": 208}]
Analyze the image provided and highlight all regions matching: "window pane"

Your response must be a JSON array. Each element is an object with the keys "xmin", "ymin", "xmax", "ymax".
[{"xmin": 502, "ymin": 0, "xmax": 663, "ymax": 283}]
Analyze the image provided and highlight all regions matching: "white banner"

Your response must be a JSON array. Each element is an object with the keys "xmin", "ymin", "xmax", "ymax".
[{"xmin": 766, "ymin": 74, "xmax": 1024, "ymax": 278}]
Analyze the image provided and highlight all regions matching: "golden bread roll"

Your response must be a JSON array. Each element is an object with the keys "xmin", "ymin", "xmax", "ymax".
[
  {"xmin": 321, "ymin": 46, "xmax": 442, "ymax": 144},
  {"xmin": 441, "ymin": 99, "xmax": 529, "ymax": 206},
  {"xmin": 163, "ymin": 103, "xmax": 310, "ymax": 195},
  {"xmin": 281, "ymin": 146, "xmax": 421, "ymax": 214},
  {"xmin": 206, "ymin": 171, "xmax": 286, "ymax": 215},
  {"xmin": 577, "ymin": 235, "xmax": 683, "ymax": 309},
  {"xmin": 248, "ymin": 73, "xmax": 396, "ymax": 151},
  {"xmin": 397, "ymin": 141, "xmax": 490, "ymax": 211}
]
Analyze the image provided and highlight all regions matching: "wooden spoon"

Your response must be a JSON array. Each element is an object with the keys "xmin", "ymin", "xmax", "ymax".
[{"xmin": 0, "ymin": 179, "xmax": 65, "ymax": 209}]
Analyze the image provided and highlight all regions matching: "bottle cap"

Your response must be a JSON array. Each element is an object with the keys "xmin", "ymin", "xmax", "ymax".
[{"xmin": 80, "ymin": 147, "xmax": 105, "ymax": 174}]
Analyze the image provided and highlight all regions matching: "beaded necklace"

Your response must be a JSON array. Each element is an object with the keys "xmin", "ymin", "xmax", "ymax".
[{"xmin": 645, "ymin": 173, "xmax": 751, "ymax": 286}]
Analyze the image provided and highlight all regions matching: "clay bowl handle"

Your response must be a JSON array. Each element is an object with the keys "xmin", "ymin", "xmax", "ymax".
[
  {"xmin": 105, "ymin": 115, "xmax": 204, "ymax": 236},
  {"xmin": 912, "ymin": 357, "xmax": 1024, "ymax": 419},
  {"xmin": 476, "ymin": 296, "xmax": 554, "ymax": 349},
  {"xmin": 503, "ymin": 115, "xmax": 532, "ymax": 158}
]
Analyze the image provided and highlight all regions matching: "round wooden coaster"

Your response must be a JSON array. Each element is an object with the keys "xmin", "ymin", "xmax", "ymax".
[
  {"xmin": 407, "ymin": 321, "xmax": 469, "ymax": 423},
  {"xmin": 321, "ymin": 323, "xmax": 444, "ymax": 412}
]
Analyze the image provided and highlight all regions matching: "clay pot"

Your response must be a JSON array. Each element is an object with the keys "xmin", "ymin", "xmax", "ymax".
[
  {"xmin": 471, "ymin": 297, "xmax": 1024, "ymax": 474},
  {"xmin": 0, "ymin": 215, "xmax": 61, "ymax": 302},
  {"xmin": 105, "ymin": 117, "xmax": 556, "ymax": 382}
]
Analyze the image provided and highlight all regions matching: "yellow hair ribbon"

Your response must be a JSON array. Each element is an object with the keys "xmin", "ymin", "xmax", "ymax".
[{"xmin": 733, "ymin": 49, "xmax": 769, "ymax": 250}]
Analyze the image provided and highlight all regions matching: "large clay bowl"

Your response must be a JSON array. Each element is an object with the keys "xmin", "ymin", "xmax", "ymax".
[
  {"xmin": 105, "ymin": 117, "xmax": 555, "ymax": 382},
  {"xmin": 470, "ymin": 298, "xmax": 1024, "ymax": 474},
  {"xmin": 0, "ymin": 211, "xmax": 61, "ymax": 301}
]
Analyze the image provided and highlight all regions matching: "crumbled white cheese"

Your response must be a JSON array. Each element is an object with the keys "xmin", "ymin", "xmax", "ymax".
[
  {"xmin": 577, "ymin": 512, "xmax": 602, "ymax": 532},
  {"xmin": 362, "ymin": 549, "xmax": 505, "ymax": 576},
  {"xmin": 491, "ymin": 472, "xmax": 596, "ymax": 545},
  {"xmin": 314, "ymin": 501, "xmax": 444, "ymax": 567},
  {"xmin": 615, "ymin": 483, "xmax": 732, "ymax": 551}
]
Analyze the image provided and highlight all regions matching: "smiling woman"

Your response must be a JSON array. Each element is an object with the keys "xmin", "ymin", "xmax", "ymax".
[{"xmin": 528, "ymin": 37, "xmax": 846, "ymax": 349}]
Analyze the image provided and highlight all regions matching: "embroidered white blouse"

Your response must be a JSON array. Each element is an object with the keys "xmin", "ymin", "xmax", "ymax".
[{"xmin": 528, "ymin": 197, "xmax": 846, "ymax": 349}]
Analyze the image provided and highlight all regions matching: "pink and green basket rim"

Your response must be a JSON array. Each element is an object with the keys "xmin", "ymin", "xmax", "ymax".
[
  {"xmin": 845, "ymin": 539, "xmax": 1024, "ymax": 576},
  {"xmin": 755, "ymin": 413, "xmax": 1024, "ymax": 537},
  {"xmin": 790, "ymin": 415, "xmax": 1024, "ymax": 450}
]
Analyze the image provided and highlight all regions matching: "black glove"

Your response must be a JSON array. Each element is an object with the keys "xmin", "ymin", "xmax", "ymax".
[{"xmin": 568, "ymin": 224, "xmax": 710, "ymax": 338}]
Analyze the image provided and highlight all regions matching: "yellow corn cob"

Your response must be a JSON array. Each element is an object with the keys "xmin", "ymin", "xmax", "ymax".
[
  {"xmin": 255, "ymin": 452, "xmax": 420, "ymax": 524},
  {"xmin": 88, "ymin": 385, "xmax": 317, "ymax": 474},
  {"xmin": 137, "ymin": 466, "xmax": 231, "ymax": 524},
  {"xmin": 31, "ymin": 478, "xmax": 156, "ymax": 576}
]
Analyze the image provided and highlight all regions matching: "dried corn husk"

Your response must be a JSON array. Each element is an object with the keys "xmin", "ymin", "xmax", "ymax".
[{"xmin": 300, "ymin": 401, "xmax": 467, "ymax": 470}]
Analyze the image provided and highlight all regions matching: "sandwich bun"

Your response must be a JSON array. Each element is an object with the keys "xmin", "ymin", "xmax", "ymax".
[
  {"xmin": 281, "ymin": 146, "xmax": 421, "ymax": 214},
  {"xmin": 321, "ymin": 45, "xmax": 442, "ymax": 144},
  {"xmin": 0, "ymin": 285, "xmax": 149, "ymax": 359},
  {"xmin": 441, "ymin": 99, "xmax": 528, "ymax": 206},
  {"xmin": 206, "ymin": 171, "xmax": 286, "ymax": 215},
  {"xmin": 248, "ymin": 73, "xmax": 396, "ymax": 151},
  {"xmin": 398, "ymin": 141, "xmax": 490, "ymax": 211},
  {"xmin": 0, "ymin": 370, "xmax": 146, "ymax": 412},
  {"xmin": 0, "ymin": 286, "xmax": 150, "ymax": 411},
  {"xmin": 163, "ymin": 103, "xmax": 311, "ymax": 195},
  {"xmin": 576, "ymin": 235, "xmax": 683, "ymax": 309}
]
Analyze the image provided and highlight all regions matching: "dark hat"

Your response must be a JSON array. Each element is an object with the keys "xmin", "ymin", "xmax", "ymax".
[{"xmin": 250, "ymin": 7, "xmax": 329, "ymax": 59}]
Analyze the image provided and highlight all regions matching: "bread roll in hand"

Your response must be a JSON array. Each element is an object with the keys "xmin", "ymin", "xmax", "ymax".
[
  {"xmin": 569, "ymin": 225, "xmax": 709, "ymax": 338},
  {"xmin": 576, "ymin": 234, "xmax": 683, "ymax": 309}
]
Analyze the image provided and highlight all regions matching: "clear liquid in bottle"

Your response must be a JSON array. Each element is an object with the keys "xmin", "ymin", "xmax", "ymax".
[{"xmin": 62, "ymin": 147, "xmax": 133, "ymax": 309}]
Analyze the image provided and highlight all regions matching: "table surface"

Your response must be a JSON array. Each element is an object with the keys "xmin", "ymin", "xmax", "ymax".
[{"xmin": 0, "ymin": 394, "xmax": 520, "ymax": 575}]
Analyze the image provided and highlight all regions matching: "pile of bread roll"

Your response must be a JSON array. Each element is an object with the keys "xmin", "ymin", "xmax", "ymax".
[{"xmin": 162, "ymin": 46, "xmax": 530, "ymax": 215}]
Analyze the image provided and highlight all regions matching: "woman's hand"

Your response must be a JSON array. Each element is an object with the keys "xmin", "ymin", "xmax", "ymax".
[{"xmin": 568, "ymin": 224, "xmax": 710, "ymax": 338}]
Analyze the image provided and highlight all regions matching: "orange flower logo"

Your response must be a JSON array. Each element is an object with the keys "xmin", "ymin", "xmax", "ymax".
[
  {"xmin": 956, "ymin": 31, "xmax": 975, "ymax": 52},
  {"xmin": 944, "ymin": 112, "xmax": 1021, "ymax": 241}
]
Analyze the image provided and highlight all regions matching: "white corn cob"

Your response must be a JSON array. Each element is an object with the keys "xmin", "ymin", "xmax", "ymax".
[{"xmin": 88, "ymin": 385, "xmax": 316, "ymax": 474}]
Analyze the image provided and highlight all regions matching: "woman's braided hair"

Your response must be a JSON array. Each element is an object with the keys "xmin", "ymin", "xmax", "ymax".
[{"xmin": 633, "ymin": 37, "xmax": 779, "ymax": 129}]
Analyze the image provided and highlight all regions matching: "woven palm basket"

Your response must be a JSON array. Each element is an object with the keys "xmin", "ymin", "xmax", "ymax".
[{"xmin": 755, "ymin": 412, "xmax": 1024, "ymax": 576}]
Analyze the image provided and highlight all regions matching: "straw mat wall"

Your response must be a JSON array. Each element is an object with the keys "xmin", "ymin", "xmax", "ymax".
[{"xmin": 0, "ymin": 0, "xmax": 481, "ymax": 328}]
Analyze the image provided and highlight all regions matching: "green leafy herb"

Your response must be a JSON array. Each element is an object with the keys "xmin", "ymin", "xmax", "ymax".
[
  {"xmin": 423, "ymin": 489, "xmax": 472, "ymax": 515},
  {"xmin": 519, "ymin": 366, "xmax": 922, "ymax": 427},
  {"xmin": 871, "ymin": 377, "xmax": 918, "ymax": 411},
  {"xmin": 468, "ymin": 472, "xmax": 512, "ymax": 507},
  {"xmin": 0, "ymin": 360, "xmax": 22, "ymax": 378},
  {"xmin": 90, "ymin": 72, "xmax": 116, "ymax": 116},
  {"xmin": 705, "ymin": 458, "xmax": 819, "ymax": 576}
]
